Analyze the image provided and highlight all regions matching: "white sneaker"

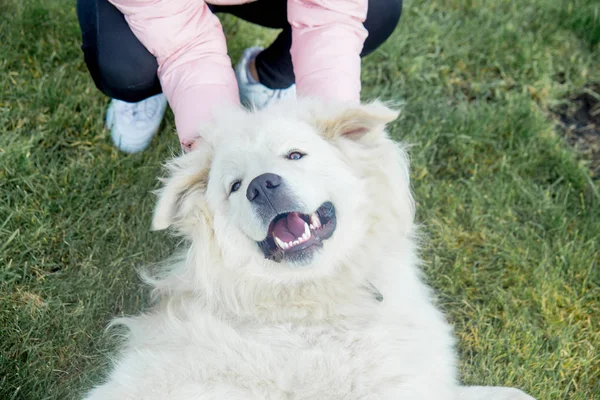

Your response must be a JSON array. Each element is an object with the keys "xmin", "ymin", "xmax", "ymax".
[
  {"xmin": 106, "ymin": 93, "xmax": 168, "ymax": 154},
  {"xmin": 235, "ymin": 47, "xmax": 296, "ymax": 109}
]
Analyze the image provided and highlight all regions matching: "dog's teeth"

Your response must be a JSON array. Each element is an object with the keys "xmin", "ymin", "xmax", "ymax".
[
  {"xmin": 293, "ymin": 240, "xmax": 299, "ymax": 246},
  {"xmin": 310, "ymin": 224, "xmax": 315, "ymax": 230},
  {"xmin": 274, "ymin": 236, "xmax": 286, "ymax": 249},
  {"xmin": 288, "ymin": 241, "xmax": 294, "ymax": 247},
  {"xmin": 311, "ymin": 213, "xmax": 321, "ymax": 229},
  {"xmin": 303, "ymin": 222, "xmax": 310, "ymax": 237},
  {"xmin": 283, "ymin": 243, "xmax": 289, "ymax": 249}
]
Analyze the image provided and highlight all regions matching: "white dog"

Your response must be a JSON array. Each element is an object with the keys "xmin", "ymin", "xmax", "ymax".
[{"xmin": 85, "ymin": 100, "xmax": 535, "ymax": 400}]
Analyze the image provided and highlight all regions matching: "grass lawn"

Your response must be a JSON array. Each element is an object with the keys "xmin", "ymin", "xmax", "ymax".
[{"xmin": 1, "ymin": 0, "xmax": 599, "ymax": 398}]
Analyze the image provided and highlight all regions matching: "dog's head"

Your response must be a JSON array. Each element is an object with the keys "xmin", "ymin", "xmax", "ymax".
[{"xmin": 152, "ymin": 100, "xmax": 414, "ymax": 282}]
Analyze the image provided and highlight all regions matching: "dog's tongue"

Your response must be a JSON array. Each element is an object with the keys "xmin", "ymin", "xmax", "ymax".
[{"xmin": 272, "ymin": 212, "xmax": 306, "ymax": 243}]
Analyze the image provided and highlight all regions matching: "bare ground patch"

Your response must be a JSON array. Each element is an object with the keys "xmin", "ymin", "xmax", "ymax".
[{"xmin": 551, "ymin": 83, "xmax": 600, "ymax": 179}]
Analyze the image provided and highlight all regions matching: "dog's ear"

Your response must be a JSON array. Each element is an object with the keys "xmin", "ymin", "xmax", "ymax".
[
  {"xmin": 315, "ymin": 101, "xmax": 399, "ymax": 142},
  {"xmin": 152, "ymin": 144, "xmax": 213, "ymax": 231}
]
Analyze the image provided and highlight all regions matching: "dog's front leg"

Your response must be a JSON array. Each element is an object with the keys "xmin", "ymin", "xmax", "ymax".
[{"xmin": 456, "ymin": 386, "xmax": 535, "ymax": 400}]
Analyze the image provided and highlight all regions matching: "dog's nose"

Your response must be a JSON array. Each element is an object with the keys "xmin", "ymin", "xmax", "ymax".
[{"xmin": 246, "ymin": 173, "xmax": 282, "ymax": 202}]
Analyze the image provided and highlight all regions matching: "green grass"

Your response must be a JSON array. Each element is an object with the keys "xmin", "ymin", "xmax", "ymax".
[{"xmin": 1, "ymin": 0, "xmax": 599, "ymax": 398}]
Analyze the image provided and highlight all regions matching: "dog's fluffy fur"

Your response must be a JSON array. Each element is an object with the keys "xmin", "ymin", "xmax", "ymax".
[{"xmin": 84, "ymin": 100, "xmax": 535, "ymax": 400}]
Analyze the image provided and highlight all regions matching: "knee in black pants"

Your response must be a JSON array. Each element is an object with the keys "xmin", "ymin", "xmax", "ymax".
[
  {"xmin": 77, "ymin": 0, "xmax": 162, "ymax": 103},
  {"xmin": 363, "ymin": 0, "xmax": 403, "ymax": 56},
  {"xmin": 91, "ymin": 53, "xmax": 161, "ymax": 103},
  {"xmin": 76, "ymin": 0, "xmax": 402, "ymax": 100}
]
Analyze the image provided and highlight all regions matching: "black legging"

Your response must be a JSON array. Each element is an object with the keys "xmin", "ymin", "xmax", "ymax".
[{"xmin": 77, "ymin": 0, "xmax": 402, "ymax": 103}]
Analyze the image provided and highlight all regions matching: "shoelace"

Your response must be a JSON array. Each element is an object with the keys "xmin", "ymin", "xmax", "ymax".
[
  {"xmin": 257, "ymin": 85, "xmax": 295, "ymax": 108},
  {"xmin": 116, "ymin": 97, "xmax": 160, "ymax": 123},
  {"xmin": 272, "ymin": 89, "xmax": 293, "ymax": 100}
]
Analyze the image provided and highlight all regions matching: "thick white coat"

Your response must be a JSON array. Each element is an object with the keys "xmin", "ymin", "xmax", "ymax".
[{"xmin": 84, "ymin": 100, "xmax": 535, "ymax": 400}]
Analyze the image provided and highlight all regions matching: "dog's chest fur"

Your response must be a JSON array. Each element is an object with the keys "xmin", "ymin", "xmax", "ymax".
[{"xmin": 126, "ymin": 289, "xmax": 453, "ymax": 400}]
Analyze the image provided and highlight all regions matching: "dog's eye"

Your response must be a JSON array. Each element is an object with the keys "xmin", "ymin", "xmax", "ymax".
[
  {"xmin": 230, "ymin": 181, "xmax": 242, "ymax": 194},
  {"xmin": 287, "ymin": 151, "xmax": 305, "ymax": 160}
]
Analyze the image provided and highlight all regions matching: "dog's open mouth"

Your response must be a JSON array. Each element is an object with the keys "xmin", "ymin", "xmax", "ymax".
[{"xmin": 258, "ymin": 202, "xmax": 337, "ymax": 262}]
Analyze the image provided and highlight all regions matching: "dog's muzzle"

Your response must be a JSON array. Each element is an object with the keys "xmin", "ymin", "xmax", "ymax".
[
  {"xmin": 246, "ymin": 173, "xmax": 297, "ymax": 221},
  {"xmin": 247, "ymin": 173, "xmax": 337, "ymax": 264}
]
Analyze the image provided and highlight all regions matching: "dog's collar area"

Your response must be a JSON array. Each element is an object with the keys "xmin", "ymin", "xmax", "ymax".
[{"xmin": 367, "ymin": 281, "xmax": 384, "ymax": 302}]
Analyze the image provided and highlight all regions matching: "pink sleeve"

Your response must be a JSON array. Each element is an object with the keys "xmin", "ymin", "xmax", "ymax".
[
  {"xmin": 108, "ymin": 0, "xmax": 240, "ymax": 147},
  {"xmin": 288, "ymin": 0, "xmax": 368, "ymax": 104}
]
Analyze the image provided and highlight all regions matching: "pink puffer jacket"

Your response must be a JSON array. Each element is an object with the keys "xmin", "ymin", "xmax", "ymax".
[{"xmin": 108, "ymin": 0, "xmax": 368, "ymax": 147}]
